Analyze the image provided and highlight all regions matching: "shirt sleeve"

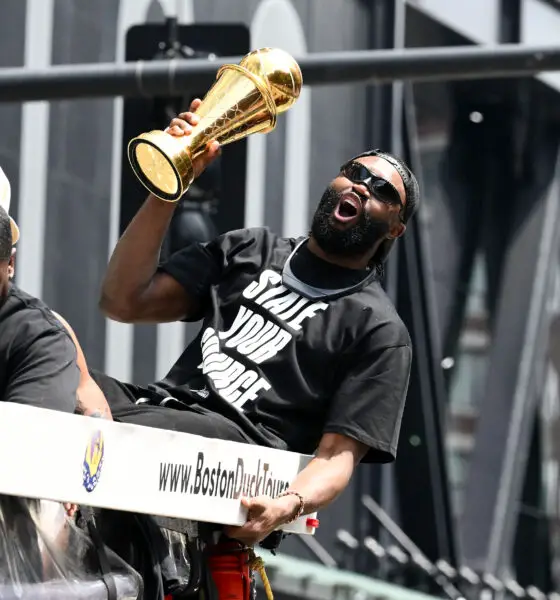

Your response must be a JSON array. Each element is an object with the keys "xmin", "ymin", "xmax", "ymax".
[
  {"xmin": 4, "ymin": 325, "xmax": 80, "ymax": 414},
  {"xmin": 158, "ymin": 227, "xmax": 264, "ymax": 303},
  {"xmin": 324, "ymin": 341, "xmax": 412, "ymax": 463}
]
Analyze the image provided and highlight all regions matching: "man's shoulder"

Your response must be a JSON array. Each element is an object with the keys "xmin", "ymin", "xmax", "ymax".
[
  {"xmin": 216, "ymin": 227, "xmax": 297, "ymax": 269},
  {"xmin": 219, "ymin": 227, "xmax": 294, "ymax": 251},
  {"xmin": 0, "ymin": 286, "xmax": 70, "ymax": 347},
  {"xmin": 355, "ymin": 282, "xmax": 411, "ymax": 348}
]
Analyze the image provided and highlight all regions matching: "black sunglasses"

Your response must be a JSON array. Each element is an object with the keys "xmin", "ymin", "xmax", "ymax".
[{"xmin": 340, "ymin": 161, "xmax": 404, "ymax": 220}]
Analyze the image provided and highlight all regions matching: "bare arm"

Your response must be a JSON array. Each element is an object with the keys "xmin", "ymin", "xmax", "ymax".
[
  {"xmin": 281, "ymin": 433, "xmax": 367, "ymax": 514},
  {"xmin": 99, "ymin": 195, "xmax": 195, "ymax": 323},
  {"xmin": 99, "ymin": 98, "xmax": 220, "ymax": 324},
  {"xmin": 50, "ymin": 311, "xmax": 111, "ymax": 518},
  {"xmin": 225, "ymin": 433, "xmax": 367, "ymax": 544},
  {"xmin": 50, "ymin": 311, "xmax": 112, "ymax": 420}
]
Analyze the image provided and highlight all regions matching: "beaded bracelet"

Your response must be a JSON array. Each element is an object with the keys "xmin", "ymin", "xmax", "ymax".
[{"xmin": 278, "ymin": 490, "xmax": 305, "ymax": 523}]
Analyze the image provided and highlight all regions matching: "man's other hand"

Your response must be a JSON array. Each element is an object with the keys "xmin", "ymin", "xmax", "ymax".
[
  {"xmin": 224, "ymin": 494, "xmax": 300, "ymax": 546},
  {"xmin": 63, "ymin": 503, "xmax": 78, "ymax": 518},
  {"xmin": 166, "ymin": 97, "xmax": 221, "ymax": 178}
]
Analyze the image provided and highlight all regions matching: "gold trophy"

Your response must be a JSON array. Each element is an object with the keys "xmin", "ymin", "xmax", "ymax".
[{"xmin": 127, "ymin": 47, "xmax": 303, "ymax": 202}]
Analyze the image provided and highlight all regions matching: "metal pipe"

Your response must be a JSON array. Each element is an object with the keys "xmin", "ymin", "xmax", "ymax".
[
  {"xmin": 293, "ymin": 534, "xmax": 339, "ymax": 569},
  {"xmin": 361, "ymin": 495, "xmax": 464, "ymax": 600},
  {"xmin": 1, "ymin": 44, "xmax": 560, "ymax": 102}
]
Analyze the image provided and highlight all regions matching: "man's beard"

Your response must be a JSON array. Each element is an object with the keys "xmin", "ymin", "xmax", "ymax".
[{"xmin": 310, "ymin": 186, "xmax": 389, "ymax": 258}]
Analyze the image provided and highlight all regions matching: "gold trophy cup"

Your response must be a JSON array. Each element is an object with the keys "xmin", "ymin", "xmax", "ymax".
[{"xmin": 127, "ymin": 47, "xmax": 303, "ymax": 202}]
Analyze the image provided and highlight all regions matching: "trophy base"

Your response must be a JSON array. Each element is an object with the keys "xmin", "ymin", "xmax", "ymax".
[{"xmin": 127, "ymin": 130, "xmax": 194, "ymax": 202}]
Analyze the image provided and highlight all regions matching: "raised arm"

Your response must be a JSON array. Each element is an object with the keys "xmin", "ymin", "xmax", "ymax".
[
  {"xmin": 99, "ymin": 98, "xmax": 220, "ymax": 324},
  {"xmin": 99, "ymin": 194, "xmax": 195, "ymax": 323}
]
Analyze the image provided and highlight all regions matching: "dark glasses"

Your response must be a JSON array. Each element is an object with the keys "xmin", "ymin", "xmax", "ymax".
[{"xmin": 341, "ymin": 161, "xmax": 404, "ymax": 218}]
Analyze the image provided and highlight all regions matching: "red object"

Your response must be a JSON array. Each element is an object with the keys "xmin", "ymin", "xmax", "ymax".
[
  {"xmin": 206, "ymin": 541, "xmax": 251, "ymax": 600},
  {"xmin": 306, "ymin": 518, "xmax": 320, "ymax": 528}
]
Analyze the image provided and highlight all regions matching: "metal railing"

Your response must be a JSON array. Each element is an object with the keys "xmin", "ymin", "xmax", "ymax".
[{"xmin": 0, "ymin": 44, "xmax": 560, "ymax": 102}]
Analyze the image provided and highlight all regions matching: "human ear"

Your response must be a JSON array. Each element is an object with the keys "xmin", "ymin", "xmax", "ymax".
[
  {"xmin": 7, "ymin": 248, "xmax": 15, "ymax": 280},
  {"xmin": 388, "ymin": 222, "xmax": 406, "ymax": 240}
]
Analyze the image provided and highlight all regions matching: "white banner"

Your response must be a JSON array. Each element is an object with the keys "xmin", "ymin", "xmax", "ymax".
[{"xmin": 0, "ymin": 403, "xmax": 317, "ymax": 535}]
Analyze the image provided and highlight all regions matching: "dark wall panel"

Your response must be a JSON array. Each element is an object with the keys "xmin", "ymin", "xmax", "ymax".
[
  {"xmin": 42, "ymin": 0, "xmax": 119, "ymax": 371},
  {"xmin": 0, "ymin": 0, "xmax": 27, "ymax": 223}
]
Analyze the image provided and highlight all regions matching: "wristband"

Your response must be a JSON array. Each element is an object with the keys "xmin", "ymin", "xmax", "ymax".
[{"xmin": 278, "ymin": 490, "xmax": 305, "ymax": 523}]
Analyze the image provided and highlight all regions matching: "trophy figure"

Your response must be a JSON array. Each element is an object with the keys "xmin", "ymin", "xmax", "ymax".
[{"xmin": 127, "ymin": 47, "xmax": 303, "ymax": 202}]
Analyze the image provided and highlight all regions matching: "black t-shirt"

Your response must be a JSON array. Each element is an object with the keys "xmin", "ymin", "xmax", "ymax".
[
  {"xmin": 153, "ymin": 227, "xmax": 412, "ymax": 463},
  {"xmin": 0, "ymin": 284, "xmax": 79, "ymax": 413}
]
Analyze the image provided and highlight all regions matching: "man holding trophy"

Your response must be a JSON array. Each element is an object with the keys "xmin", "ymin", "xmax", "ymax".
[{"xmin": 95, "ymin": 48, "xmax": 419, "ymax": 553}]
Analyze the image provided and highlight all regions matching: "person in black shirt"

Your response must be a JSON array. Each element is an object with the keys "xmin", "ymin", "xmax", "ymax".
[
  {"xmin": 0, "ymin": 204, "xmax": 81, "ymax": 415},
  {"xmin": 0, "ymin": 172, "xmax": 111, "ymax": 420},
  {"xmin": 0, "ymin": 167, "xmax": 114, "ymax": 518},
  {"xmin": 98, "ymin": 98, "xmax": 419, "ymax": 544}
]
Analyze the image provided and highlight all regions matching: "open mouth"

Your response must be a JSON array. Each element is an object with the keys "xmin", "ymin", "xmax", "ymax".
[{"xmin": 334, "ymin": 193, "xmax": 362, "ymax": 223}]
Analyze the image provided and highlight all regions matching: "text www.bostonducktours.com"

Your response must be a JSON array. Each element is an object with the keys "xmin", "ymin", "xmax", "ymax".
[{"xmin": 159, "ymin": 452, "xmax": 290, "ymax": 499}]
